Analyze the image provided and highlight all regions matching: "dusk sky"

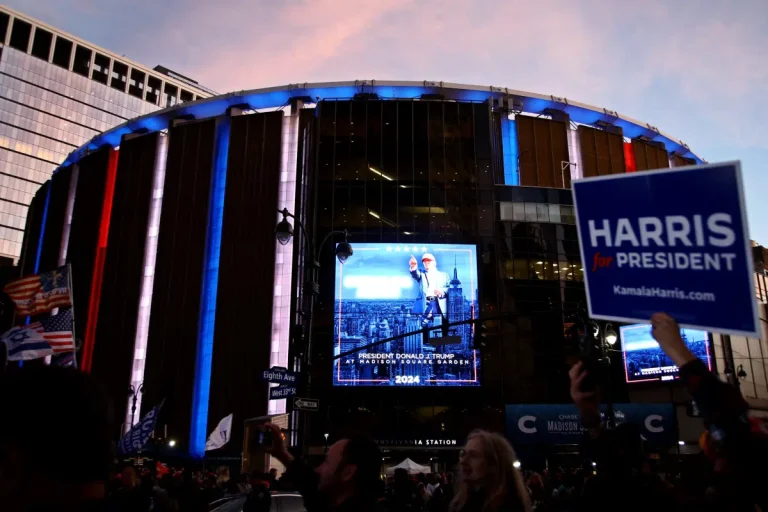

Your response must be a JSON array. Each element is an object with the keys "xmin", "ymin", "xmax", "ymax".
[{"xmin": 9, "ymin": 0, "xmax": 768, "ymax": 243}]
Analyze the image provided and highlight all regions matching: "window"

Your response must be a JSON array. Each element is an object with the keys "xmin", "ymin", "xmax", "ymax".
[
  {"xmin": 163, "ymin": 83, "xmax": 178, "ymax": 107},
  {"xmin": 72, "ymin": 45, "xmax": 91, "ymax": 77},
  {"xmin": 179, "ymin": 89, "xmax": 194, "ymax": 103},
  {"xmin": 0, "ymin": 12, "xmax": 9, "ymax": 43},
  {"xmin": 129, "ymin": 69, "xmax": 145, "ymax": 98},
  {"xmin": 110, "ymin": 60, "xmax": 128, "ymax": 91},
  {"xmin": 92, "ymin": 53, "xmax": 110, "ymax": 84},
  {"xmin": 9, "ymin": 19, "xmax": 31, "ymax": 52},
  {"xmin": 146, "ymin": 76, "xmax": 161, "ymax": 105},
  {"xmin": 499, "ymin": 202, "xmax": 575, "ymax": 225},
  {"xmin": 52, "ymin": 36, "xmax": 73, "ymax": 68},
  {"xmin": 30, "ymin": 28, "xmax": 52, "ymax": 60}
]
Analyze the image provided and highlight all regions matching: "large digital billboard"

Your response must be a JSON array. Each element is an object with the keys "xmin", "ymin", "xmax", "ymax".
[
  {"xmin": 333, "ymin": 243, "xmax": 480, "ymax": 387},
  {"xmin": 621, "ymin": 324, "xmax": 712, "ymax": 383}
]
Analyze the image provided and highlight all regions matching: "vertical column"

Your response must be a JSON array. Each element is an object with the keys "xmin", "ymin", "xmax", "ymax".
[
  {"xmin": 268, "ymin": 101, "xmax": 301, "ymax": 416},
  {"xmin": 501, "ymin": 115, "xmax": 519, "ymax": 185},
  {"xmin": 189, "ymin": 116, "xmax": 231, "ymax": 457},
  {"xmin": 124, "ymin": 133, "xmax": 168, "ymax": 430},
  {"xmin": 57, "ymin": 165, "xmax": 79, "ymax": 266},
  {"xmin": 4, "ymin": 15, "xmax": 13, "ymax": 46},
  {"xmin": 567, "ymin": 125, "xmax": 583, "ymax": 181},
  {"xmin": 81, "ymin": 149, "xmax": 118, "ymax": 372},
  {"xmin": 26, "ymin": 25, "xmax": 35, "ymax": 54}
]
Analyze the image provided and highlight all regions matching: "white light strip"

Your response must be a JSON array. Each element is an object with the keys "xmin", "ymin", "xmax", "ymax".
[
  {"xmin": 125, "ymin": 132, "xmax": 168, "ymax": 431},
  {"xmin": 58, "ymin": 165, "xmax": 79, "ymax": 266},
  {"xmin": 269, "ymin": 107, "xmax": 300, "ymax": 415},
  {"xmin": 567, "ymin": 126, "xmax": 583, "ymax": 180}
]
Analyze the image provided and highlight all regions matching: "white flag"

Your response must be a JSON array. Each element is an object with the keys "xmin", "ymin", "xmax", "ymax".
[{"xmin": 205, "ymin": 413, "xmax": 233, "ymax": 451}]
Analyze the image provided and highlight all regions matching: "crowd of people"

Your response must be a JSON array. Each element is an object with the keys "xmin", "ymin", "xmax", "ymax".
[{"xmin": 1, "ymin": 312, "xmax": 767, "ymax": 511}]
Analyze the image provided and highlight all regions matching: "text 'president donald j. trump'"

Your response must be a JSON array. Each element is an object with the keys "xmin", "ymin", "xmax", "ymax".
[{"xmin": 409, "ymin": 253, "xmax": 449, "ymax": 327}]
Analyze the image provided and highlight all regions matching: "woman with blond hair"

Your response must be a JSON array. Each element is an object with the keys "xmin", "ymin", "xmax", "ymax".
[{"xmin": 449, "ymin": 430, "xmax": 532, "ymax": 512}]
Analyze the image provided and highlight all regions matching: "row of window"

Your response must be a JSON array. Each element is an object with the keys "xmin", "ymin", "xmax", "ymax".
[
  {"xmin": 0, "ymin": 74, "xmax": 124, "ymax": 134},
  {"xmin": 499, "ymin": 201, "xmax": 576, "ymax": 225},
  {"xmin": 0, "ymin": 237, "xmax": 21, "ymax": 259},
  {"xmin": 0, "ymin": 12, "xmax": 200, "ymax": 107},
  {"xmin": 0, "ymin": 97, "xmax": 98, "ymax": 151},
  {"xmin": 0, "ymin": 195, "xmax": 29, "ymax": 218},
  {"xmin": 0, "ymin": 110, "xmax": 76, "ymax": 156},
  {"xmin": 0, "ymin": 201, "xmax": 26, "ymax": 229},
  {"xmin": 501, "ymin": 259, "xmax": 585, "ymax": 281},
  {"xmin": 2, "ymin": 50, "xmax": 156, "ymax": 119},
  {"xmin": 0, "ymin": 224, "xmax": 23, "ymax": 243},
  {"xmin": 0, "ymin": 146, "xmax": 56, "ymax": 184}
]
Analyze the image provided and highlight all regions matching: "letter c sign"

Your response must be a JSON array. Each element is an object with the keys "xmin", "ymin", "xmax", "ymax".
[
  {"xmin": 645, "ymin": 414, "xmax": 664, "ymax": 433},
  {"xmin": 518, "ymin": 415, "xmax": 537, "ymax": 434}
]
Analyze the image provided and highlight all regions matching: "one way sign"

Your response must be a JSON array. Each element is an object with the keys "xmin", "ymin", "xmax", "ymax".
[{"xmin": 293, "ymin": 397, "xmax": 320, "ymax": 412}]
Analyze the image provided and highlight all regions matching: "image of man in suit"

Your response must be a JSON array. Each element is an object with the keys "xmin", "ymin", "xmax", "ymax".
[{"xmin": 409, "ymin": 253, "xmax": 449, "ymax": 327}]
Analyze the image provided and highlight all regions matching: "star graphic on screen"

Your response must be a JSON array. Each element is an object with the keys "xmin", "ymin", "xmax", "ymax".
[
  {"xmin": 403, "ymin": 245, "xmax": 410, "ymax": 252},
  {"xmin": 386, "ymin": 246, "xmax": 392, "ymax": 252},
  {"xmin": 394, "ymin": 246, "xmax": 401, "ymax": 252},
  {"xmin": 421, "ymin": 246, "xmax": 427, "ymax": 252}
]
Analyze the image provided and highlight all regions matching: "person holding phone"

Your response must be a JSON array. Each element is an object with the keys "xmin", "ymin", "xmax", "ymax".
[{"xmin": 261, "ymin": 423, "xmax": 385, "ymax": 512}]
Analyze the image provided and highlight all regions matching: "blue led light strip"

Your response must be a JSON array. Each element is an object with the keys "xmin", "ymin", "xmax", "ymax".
[
  {"xmin": 189, "ymin": 116, "xmax": 230, "ymax": 458},
  {"xmin": 501, "ymin": 118, "xmax": 519, "ymax": 186},
  {"xmin": 23, "ymin": 182, "xmax": 53, "ymax": 335}
]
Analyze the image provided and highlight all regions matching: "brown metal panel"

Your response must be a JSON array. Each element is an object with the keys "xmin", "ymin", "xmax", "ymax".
[
  {"xmin": 551, "ymin": 121, "xmax": 570, "ymax": 188},
  {"xmin": 91, "ymin": 132, "xmax": 159, "ymax": 417},
  {"xmin": 142, "ymin": 120, "xmax": 216, "ymax": 446},
  {"xmin": 206, "ymin": 111, "xmax": 284, "ymax": 454},
  {"xmin": 578, "ymin": 125, "xmax": 598, "ymax": 178},
  {"xmin": 39, "ymin": 166, "xmax": 73, "ymax": 272},
  {"xmin": 516, "ymin": 115, "xmax": 538, "ymax": 186},
  {"xmin": 534, "ymin": 119, "xmax": 554, "ymax": 188},
  {"xmin": 66, "ymin": 149, "xmax": 111, "ymax": 346}
]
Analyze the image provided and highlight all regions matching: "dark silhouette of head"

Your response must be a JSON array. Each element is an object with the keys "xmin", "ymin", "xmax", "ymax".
[{"xmin": 0, "ymin": 364, "xmax": 113, "ymax": 510}]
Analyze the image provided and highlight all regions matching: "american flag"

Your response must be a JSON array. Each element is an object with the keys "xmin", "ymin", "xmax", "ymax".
[
  {"xmin": 1, "ymin": 309, "xmax": 74, "ymax": 361},
  {"xmin": 3, "ymin": 266, "xmax": 72, "ymax": 316}
]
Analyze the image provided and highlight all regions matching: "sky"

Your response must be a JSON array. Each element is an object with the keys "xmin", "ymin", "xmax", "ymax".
[{"xmin": 8, "ymin": 0, "xmax": 768, "ymax": 242}]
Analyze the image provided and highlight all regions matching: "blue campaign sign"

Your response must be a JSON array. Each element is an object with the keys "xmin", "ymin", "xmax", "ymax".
[
  {"xmin": 505, "ymin": 403, "xmax": 677, "ymax": 445},
  {"xmin": 572, "ymin": 162, "xmax": 759, "ymax": 336}
]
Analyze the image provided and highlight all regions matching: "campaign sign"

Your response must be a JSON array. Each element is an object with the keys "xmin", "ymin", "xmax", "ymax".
[
  {"xmin": 505, "ymin": 403, "xmax": 677, "ymax": 445},
  {"xmin": 572, "ymin": 162, "xmax": 759, "ymax": 336}
]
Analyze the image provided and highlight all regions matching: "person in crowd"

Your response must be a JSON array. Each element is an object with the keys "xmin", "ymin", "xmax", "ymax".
[
  {"xmin": 649, "ymin": 312, "xmax": 768, "ymax": 510},
  {"xmin": 441, "ymin": 473, "xmax": 455, "ymax": 505},
  {"xmin": 386, "ymin": 467, "xmax": 420, "ymax": 511},
  {"xmin": 108, "ymin": 466, "xmax": 150, "ymax": 511},
  {"xmin": 417, "ymin": 482, "xmax": 431, "ymax": 509},
  {"xmin": 237, "ymin": 472, "xmax": 253, "ymax": 494},
  {"xmin": 449, "ymin": 430, "xmax": 531, "ymax": 512},
  {"xmin": 0, "ymin": 365, "xmax": 113, "ymax": 511},
  {"xmin": 525, "ymin": 472, "xmax": 546, "ymax": 508},
  {"xmin": 264, "ymin": 422, "xmax": 385, "ymax": 511},
  {"xmin": 426, "ymin": 473, "xmax": 440, "ymax": 495}
]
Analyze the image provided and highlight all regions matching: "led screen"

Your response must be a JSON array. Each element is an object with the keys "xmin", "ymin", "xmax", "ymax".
[
  {"xmin": 621, "ymin": 324, "xmax": 711, "ymax": 383},
  {"xmin": 333, "ymin": 243, "xmax": 480, "ymax": 387}
]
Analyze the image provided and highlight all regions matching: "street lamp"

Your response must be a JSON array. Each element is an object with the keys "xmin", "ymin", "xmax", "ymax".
[
  {"xmin": 274, "ymin": 208, "xmax": 353, "ymax": 455},
  {"xmin": 604, "ymin": 323, "xmax": 617, "ymax": 346},
  {"xmin": 128, "ymin": 383, "xmax": 144, "ymax": 427},
  {"xmin": 276, "ymin": 208, "xmax": 353, "ymax": 265}
]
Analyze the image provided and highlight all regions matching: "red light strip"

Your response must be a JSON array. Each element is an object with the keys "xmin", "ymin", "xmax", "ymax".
[
  {"xmin": 624, "ymin": 142, "xmax": 637, "ymax": 173},
  {"xmin": 81, "ymin": 148, "xmax": 118, "ymax": 373}
]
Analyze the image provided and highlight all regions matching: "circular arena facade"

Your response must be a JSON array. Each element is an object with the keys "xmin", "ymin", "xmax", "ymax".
[{"xmin": 19, "ymin": 81, "xmax": 703, "ymax": 458}]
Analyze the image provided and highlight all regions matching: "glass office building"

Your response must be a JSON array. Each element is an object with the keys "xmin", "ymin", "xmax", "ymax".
[{"xmin": 0, "ymin": 6, "xmax": 215, "ymax": 261}]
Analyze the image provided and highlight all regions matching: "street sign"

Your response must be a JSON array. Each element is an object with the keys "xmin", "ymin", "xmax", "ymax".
[
  {"xmin": 262, "ymin": 366, "xmax": 298, "ymax": 384},
  {"xmin": 269, "ymin": 385, "xmax": 297, "ymax": 400},
  {"xmin": 293, "ymin": 397, "xmax": 320, "ymax": 412},
  {"xmin": 572, "ymin": 162, "xmax": 759, "ymax": 336}
]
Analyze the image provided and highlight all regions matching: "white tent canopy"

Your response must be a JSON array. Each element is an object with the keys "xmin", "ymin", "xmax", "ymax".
[{"xmin": 385, "ymin": 458, "xmax": 431, "ymax": 476}]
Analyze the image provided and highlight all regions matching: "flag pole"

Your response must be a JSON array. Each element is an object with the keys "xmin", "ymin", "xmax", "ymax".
[{"xmin": 66, "ymin": 263, "xmax": 78, "ymax": 370}]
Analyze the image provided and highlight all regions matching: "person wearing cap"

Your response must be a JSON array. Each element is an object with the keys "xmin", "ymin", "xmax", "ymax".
[{"xmin": 409, "ymin": 253, "xmax": 449, "ymax": 327}]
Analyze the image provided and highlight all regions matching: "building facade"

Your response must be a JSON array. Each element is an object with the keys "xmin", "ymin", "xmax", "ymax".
[
  {"xmin": 0, "ymin": 5, "xmax": 214, "ymax": 261},
  {"xmin": 19, "ymin": 81, "xmax": 706, "ymax": 461}
]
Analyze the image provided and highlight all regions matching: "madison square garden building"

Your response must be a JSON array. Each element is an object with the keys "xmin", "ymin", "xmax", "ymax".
[{"xmin": 18, "ymin": 81, "xmax": 704, "ymax": 462}]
